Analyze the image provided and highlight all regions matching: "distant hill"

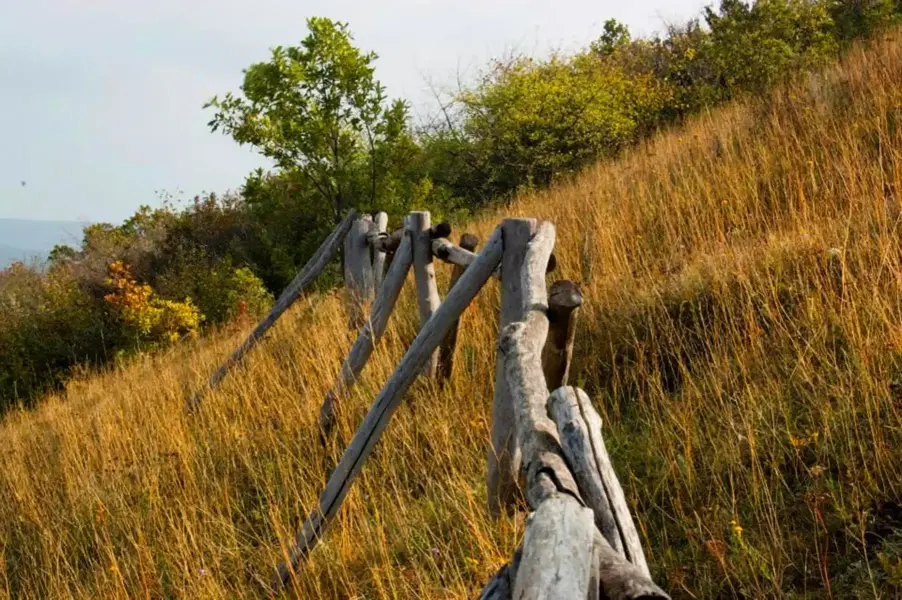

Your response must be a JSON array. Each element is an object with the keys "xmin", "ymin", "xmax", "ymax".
[
  {"xmin": 0, "ymin": 242, "xmax": 38, "ymax": 267},
  {"xmin": 0, "ymin": 219, "xmax": 88, "ymax": 268}
]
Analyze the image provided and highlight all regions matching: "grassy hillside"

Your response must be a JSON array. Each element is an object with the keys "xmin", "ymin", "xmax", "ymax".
[{"xmin": 4, "ymin": 31, "xmax": 902, "ymax": 599}]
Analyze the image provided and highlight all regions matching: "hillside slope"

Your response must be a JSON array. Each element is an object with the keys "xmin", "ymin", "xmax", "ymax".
[{"xmin": 3, "ymin": 33, "xmax": 902, "ymax": 598}]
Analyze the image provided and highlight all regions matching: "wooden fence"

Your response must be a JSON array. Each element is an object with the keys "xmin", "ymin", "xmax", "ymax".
[{"xmin": 189, "ymin": 211, "xmax": 671, "ymax": 599}]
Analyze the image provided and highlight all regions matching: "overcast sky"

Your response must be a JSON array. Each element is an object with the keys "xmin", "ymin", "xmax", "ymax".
[{"xmin": 0, "ymin": 0, "xmax": 710, "ymax": 224}]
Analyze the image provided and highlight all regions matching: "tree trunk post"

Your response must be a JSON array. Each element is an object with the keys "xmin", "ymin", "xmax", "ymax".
[
  {"xmin": 487, "ymin": 218, "xmax": 540, "ymax": 517},
  {"xmin": 438, "ymin": 233, "xmax": 480, "ymax": 383},
  {"xmin": 409, "ymin": 211, "xmax": 442, "ymax": 378},
  {"xmin": 345, "ymin": 215, "xmax": 375, "ymax": 329},
  {"xmin": 542, "ymin": 281, "xmax": 583, "ymax": 390},
  {"xmin": 549, "ymin": 386, "xmax": 651, "ymax": 577},
  {"xmin": 371, "ymin": 211, "xmax": 389, "ymax": 292}
]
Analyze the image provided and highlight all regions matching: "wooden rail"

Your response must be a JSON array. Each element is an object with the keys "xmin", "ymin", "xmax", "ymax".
[
  {"xmin": 432, "ymin": 237, "xmax": 557, "ymax": 280},
  {"xmin": 438, "ymin": 233, "xmax": 480, "ymax": 382},
  {"xmin": 318, "ymin": 232, "xmax": 414, "ymax": 434},
  {"xmin": 271, "ymin": 226, "xmax": 504, "ymax": 591},
  {"xmin": 480, "ymin": 218, "xmax": 668, "ymax": 599},
  {"xmin": 186, "ymin": 210, "xmax": 671, "ymax": 597},
  {"xmin": 186, "ymin": 209, "xmax": 357, "ymax": 411}
]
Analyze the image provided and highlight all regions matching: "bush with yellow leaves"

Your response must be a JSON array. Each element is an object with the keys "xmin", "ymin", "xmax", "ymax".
[{"xmin": 104, "ymin": 260, "xmax": 202, "ymax": 349}]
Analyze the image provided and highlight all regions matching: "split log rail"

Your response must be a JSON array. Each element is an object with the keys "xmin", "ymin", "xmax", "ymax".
[{"xmin": 187, "ymin": 210, "xmax": 671, "ymax": 599}]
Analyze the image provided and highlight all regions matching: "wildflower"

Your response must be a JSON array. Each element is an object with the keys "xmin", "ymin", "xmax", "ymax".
[
  {"xmin": 198, "ymin": 567, "xmax": 209, "ymax": 576},
  {"xmin": 789, "ymin": 434, "xmax": 808, "ymax": 448},
  {"xmin": 730, "ymin": 518, "xmax": 743, "ymax": 539}
]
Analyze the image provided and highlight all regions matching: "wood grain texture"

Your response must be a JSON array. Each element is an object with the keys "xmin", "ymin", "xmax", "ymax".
[
  {"xmin": 495, "ymin": 224, "xmax": 584, "ymax": 511},
  {"xmin": 549, "ymin": 387, "xmax": 651, "ymax": 577},
  {"xmin": 345, "ymin": 215, "xmax": 376, "ymax": 329},
  {"xmin": 371, "ymin": 212, "xmax": 389, "ymax": 291},
  {"xmin": 487, "ymin": 218, "xmax": 535, "ymax": 516},
  {"xmin": 512, "ymin": 495, "xmax": 599, "ymax": 600},
  {"xmin": 409, "ymin": 211, "xmax": 442, "ymax": 378}
]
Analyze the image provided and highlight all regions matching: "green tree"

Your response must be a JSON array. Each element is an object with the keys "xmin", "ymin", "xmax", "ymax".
[
  {"xmin": 705, "ymin": 0, "xmax": 837, "ymax": 94},
  {"xmin": 427, "ymin": 51, "xmax": 673, "ymax": 203},
  {"xmin": 829, "ymin": 0, "xmax": 901, "ymax": 42},
  {"xmin": 591, "ymin": 19, "xmax": 632, "ymax": 56},
  {"xmin": 206, "ymin": 17, "xmax": 411, "ymax": 222}
]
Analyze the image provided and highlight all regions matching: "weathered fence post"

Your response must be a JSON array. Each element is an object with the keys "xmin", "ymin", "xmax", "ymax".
[
  {"xmin": 542, "ymin": 280, "xmax": 583, "ymax": 390},
  {"xmin": 409, "ymin": 211, "xmax": 442, "ymax": 378},
  {"xmin": 345, "ymin": 214, "xmax": 375, "ymax": 329},
  {"xmin": 318, "ymin": 232, "xmax": 414, "ymax": 435},
  {"xmin": 270, "ymin": 227, "xmax": 504, "ymax": 592},
  {"xmin": 549, "ymin": 387, "xmax": 650, "ymax": 577},
  {"xmin": 478, "ymin": 219, "xmax": 668, "ymax": 599},
  {"xmin": 185, "ymin": 209, "xmax": 356, "ymax": 411},
  {"xmin": 438, "ymin": 233, "xmax": 480, "ymax": 382},
  {"xmin": 432, "ymin": 236, "xmax": 557, "ymax": 282},
  {"xmin": 371, "ymin": 212, "xmax": 389, "ymax": 291},
  {"xmin": 487, "ymin": 218, "xmax": 538, "ymax": 517},
  {"xmin": 487, "ymin": 338, "xmax": 668, "ymax": 599}
]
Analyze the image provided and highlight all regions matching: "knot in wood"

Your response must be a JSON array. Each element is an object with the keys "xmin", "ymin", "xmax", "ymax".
[{"xmin": 498, "ymin": 321, "xmax": 528, "ymax": 356}]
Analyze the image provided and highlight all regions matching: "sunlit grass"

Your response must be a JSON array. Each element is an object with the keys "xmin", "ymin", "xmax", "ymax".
[{"xmin": 4, "ymin": 32, "xmax": 902, "ymax": 598}]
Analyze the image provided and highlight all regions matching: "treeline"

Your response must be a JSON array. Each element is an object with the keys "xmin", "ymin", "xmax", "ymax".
[{"xmin": 2, "ymin": 0, "xmax": 900, "ymax": 407}]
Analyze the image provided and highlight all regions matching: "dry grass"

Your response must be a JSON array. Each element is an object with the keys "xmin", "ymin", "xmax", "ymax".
[{"xmin": 5, "ymin": 32, "xmax": 902, "ymax": 599}]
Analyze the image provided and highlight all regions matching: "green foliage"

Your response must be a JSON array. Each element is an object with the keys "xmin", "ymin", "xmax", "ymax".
[
  {"xmin": 155, "ymin": 259, "xmax": 272, "ymax": 325},
  {"xmin": 205, "ymin": 17, "xmax": 417, "ymax": 220},
  {"xmin": 0, "ymin": 197, "xmax": 275, "ymax": 408},
  {"xmin": 705, "ymin": 0, "xmax": 838, "ymax": 94},
  {"xmin": 445, "ymin": 53, "xmax": 672, "ymax": 198},
  {"xmin": 591, "ymin": 19, "xmax": 632, "ymax": 56},
  {"xmin": 104, "ymin": 260, "xmax": 202, "ymax": 351},
  {"xmin": 8, "ymin": 2, "xmax": 902, "ymax": 411},
  {"xmin": 829, "ymin": 0, "xmax": 902, "ymax": 42},
  {"xmin": 0, "ymin": 263, "xmax": 114, "ymax": 406}
]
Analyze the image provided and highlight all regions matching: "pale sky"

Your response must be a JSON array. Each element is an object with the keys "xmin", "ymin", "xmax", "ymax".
[{"xmin": 0, "ymin": 0, "xmax": 710, "ymax": 224}]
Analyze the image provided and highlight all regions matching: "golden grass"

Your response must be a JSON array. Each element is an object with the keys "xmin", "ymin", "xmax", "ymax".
[{"xmin": 4, "ymin": 32, "xmax": 902, "ymax": 599}]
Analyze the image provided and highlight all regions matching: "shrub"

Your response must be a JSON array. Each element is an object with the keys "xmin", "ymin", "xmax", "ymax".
[
  {"xmin": 104, "ymin": 260, "xmax": 202, "ymax": 350},
  {"xmin": 0, "ymin": 263, "xmax": 113, "ymax": 406}
]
